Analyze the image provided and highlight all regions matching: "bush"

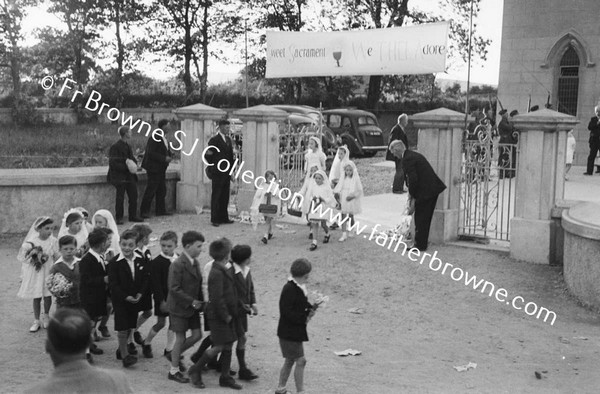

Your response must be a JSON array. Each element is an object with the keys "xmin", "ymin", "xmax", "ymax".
[{"xmin": 11, "ymin": 99, "xmax": 44, "ymax": 126}]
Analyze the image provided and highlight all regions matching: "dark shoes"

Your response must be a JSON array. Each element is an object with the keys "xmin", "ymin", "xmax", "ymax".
[
  {"xmin": 133, "ymin": 331, "xmax": 144, "ymax": 345},
  {"xmin": 584, "ymin": 172, "xmax": 593, "ymax": 175},
  {"xmin": 128, "ymin": 342, "xmax": 138, "ymax": 355},
  {"xmin": 167, "ymin": 371, "xmax": 189, "ymax": 384},
  {"xmin": 223, "ymin": 219, "xmax": 235, "ymax": 224},
  {"xmin": 98, "ymin": 325, "xmax": 111, "ymax": 338},
  {"xmin": 268, "ymin": 233, "xmax": 274, "ymax": 240},
  {"xmin": 188, "ymin": 365, "xmax": 205, "ymax": 388},
  {"xmin": 219, "ymin": 376, "xmax": 242, "ymax": 390},
  {"xmin": 308, "ymin": 232, "xmax": 313, "ymax": 240},
  {"xmin": 129, "ymin": 217, "xmax": 144, "ymax": 223},
  {"xmin": 122, "ymin": 354, "xmax": 138, "ymax": 368},
  {"xmin": 89, "ymin": 344, "xmax": 103, "ymax": 355},
  {"xmin": 323, "ymin": 234, "xmax": 330, "ymax": 243},
  {"xmin": 261, "ymin": 236, "xmax": 268, "ymax": 244},
  {"xmin": 212, "ymin": 222, "xmax": 220, "ymax": 227},
  {"xmin": 142, "ymin": 344, "xmax": 153, "ymax": 358},
  {"xmin": 309, "ymin": 243, "xmax": 317, "ymax": 251},
  {"xmin": 238, "ymin": 368, "xmax": 258, "ymax": 381}
]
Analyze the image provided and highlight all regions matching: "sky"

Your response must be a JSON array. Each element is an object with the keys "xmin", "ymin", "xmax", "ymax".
[{"xmin": 22, "ymin": 0, "xmax": 503, "ymax": 86}]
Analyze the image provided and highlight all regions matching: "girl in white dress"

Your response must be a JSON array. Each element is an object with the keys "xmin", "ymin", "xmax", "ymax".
[
  {"xmin": 295, "ymin": 165, "xmax": 319, "ymax": 239},
  {"xmin": 328, "ymin": 145, "xmax": 350, "ymax": 188},
  {"xmin": 565, "ymin": 130, "xmax": 576, "ymax": 180},
  {"xmin": 92, "ymin": 209, "xmax": 121, "ymax": 259},
  {"xmin": 17, "ymin": 216, "xmax": 59, "ymax": 332},
  {"xmin": 333, "ymin": 161, "xmax": 364, "ymax": 242},
  {"xmin": 304, "ymin": 136, "xmax": 326, "ymax": 183},
  {"xmin": 58, "ymin": 208, "xmax": 89, "ymax": 258},
  {"xmin": 302, "ymin": 170, "xmax": 336, "ymax": 251},
  {"xmin": 250, "ymin": 170, "xmax": 281, "ymax": 244}
]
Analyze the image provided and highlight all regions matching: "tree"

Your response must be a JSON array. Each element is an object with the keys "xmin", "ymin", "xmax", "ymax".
[
  {"xmin": 0, "ymin": 0, "xmax": 38, "ymax": 106},
  {"xmin": 47, "ymin": 0, "xmax": 105, "ymax": 87}
]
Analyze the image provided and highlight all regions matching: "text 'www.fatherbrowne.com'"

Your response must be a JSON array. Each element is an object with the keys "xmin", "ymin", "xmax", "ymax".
[{"xmin": 308, "ymin": 202, "xmax": 557, "ymax": 326}]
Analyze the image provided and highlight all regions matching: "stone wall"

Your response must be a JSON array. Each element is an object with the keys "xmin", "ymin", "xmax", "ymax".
[
  {"xmin": 0, "ymin": 165, "xmax": 180, "ymax": 234},
  {"xmin": 0, "ymin": 108, "xmax": 178, "ymax": 125},
  {"xmin": 497, "ymin": 0, "xmax": 600, "ymax": 166}
]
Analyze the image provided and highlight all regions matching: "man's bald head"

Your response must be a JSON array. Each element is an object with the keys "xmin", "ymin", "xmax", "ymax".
[{"xmin": 47, "ymin": 308, "xmax": 92, "ymax": 356}]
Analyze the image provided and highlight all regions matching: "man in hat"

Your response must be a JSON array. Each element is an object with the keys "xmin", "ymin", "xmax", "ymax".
[
  {"xmin": 389, "ymin": 140, "xmax": 446, "ymax": 251},
  {"xmin": 205, "ymin": 119, "xmax": 235, "ymax": 226}
]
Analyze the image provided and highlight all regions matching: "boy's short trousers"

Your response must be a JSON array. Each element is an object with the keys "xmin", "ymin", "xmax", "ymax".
[
  {"xmin": 279, "ymin": 338, "xmax": 304, "ymax": 360},
  {"xmin": 114, "ymin": 305, "xmax": 138, "ymax": 332},
  {"xmin": 169, "ymin": 312, "xmax": 201, "ymax": 333}
]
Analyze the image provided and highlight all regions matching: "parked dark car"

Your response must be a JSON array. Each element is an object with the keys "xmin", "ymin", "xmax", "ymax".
[{"xmin": 323, "ymin": 109, "xmax": 387, "ymax": 157}]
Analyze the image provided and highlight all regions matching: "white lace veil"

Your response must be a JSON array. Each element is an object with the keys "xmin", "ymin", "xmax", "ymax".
[
  {"xmin": 18, "ymin": 216, "xmax": 54, "ymax": 262},
  {"xmin": 58, "ymin": 208, "xmax": 89, "ymax": 240},
  {"xmin": 329, "ymin": 145, "xmax": 350, "ymax": 182},
  {"xmin": 92, "ymin": 209, "xmax": 121, "ymax": 254}
]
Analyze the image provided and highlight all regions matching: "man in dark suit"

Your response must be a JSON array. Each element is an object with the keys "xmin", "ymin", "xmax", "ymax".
[
  {"xmin": 585, "ymin": 105, "xmax": 600, "ymax": 175},
  {"xmin": 390, "ymin": 140, "xmax": 447, "ymax": 251},
  {"xmin": 107, "ymin": 126, "xmax": 143, "ymax": 225},
  {"xmin": 140, "ymin": 119, "xmax": 173, "ymax": 218},
  {"xmin": 166, "ymin": 231, "xmax": 205, "ymax": 384},
  {"xmin": 24, "ymin": 308, "xmax": 133, "ymax": 394},
  {"xmin": 386, "ymin": 113, "xmax": 409, "ymax": 194},
  {"xmin": 205, "ymin": 119, "xmax": 235, "ymax": 227}
]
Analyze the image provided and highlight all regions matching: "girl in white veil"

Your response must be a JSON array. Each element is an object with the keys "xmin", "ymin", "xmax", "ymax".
[
  {"xmin": 58, "ymin": 208, "xmax": 89, "ymax": 257},
  {"xmin": 92, "ymin": 209, "xmax": 121, "ymax": 258},
  {"xmin": 302, "ymin": 169, "xmax": 336, "ymax": 251},
  {"xmin": 304, "ymin": 136, "xmax": 327, "ymax": 183},
  {"xmin": 17, "ymin": 216, "xmax": 59, "ymax": 332},
  {"xmin": 333, "ymin": 161, "xmax": 363, "ymax": 242},
  {"xmin": 328, "ymin": 145, "xmax": 350, "ymax": 188}
]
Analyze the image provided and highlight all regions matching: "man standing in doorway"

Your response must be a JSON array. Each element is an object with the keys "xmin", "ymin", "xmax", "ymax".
[
  {"xmin": 205, "ymin": 119, "xmax": 235, "ymax": 227},
  {"xmin": 386, "ymin": 113, "xmax": 409, "ymax": 194},
  {"xmin": 107, "ymin": 126, "xmax": 144, "ymax": 225},
  {"xmin": 140, "ymin": 119, "xmax": 173, "ymax": 218},
  {"xmin": 584, "ymin": 105, "xmax": 600, "ymax": 175},
  {"xmin": 389, "ymin": 140, "xmax": 446, "ymax": 252}
]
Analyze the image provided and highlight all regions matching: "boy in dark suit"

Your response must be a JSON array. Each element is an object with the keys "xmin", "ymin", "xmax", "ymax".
[
  {"xmin": 108, "ymin": 229, "xmax": 149, "ymax": 368},
  {"xmin": 79, "ymin": 229, "xmax": 110, "ymax": 362},
  {"xmin": 204, "ymin": 119, "xmax": 235, "ymax": 227},
  {"xmin": 166, "ymin": 231, "xmax": 205, "ymax": 384},
  {"xmin": 140, "ymin": 119, "xmax": 173, "ymax": 218},
  {"xmin": 231, "ymin": 244, "xmax": 258, "ymax": 381},
  {"xmin": 107, "ymin": 126, "xmax": 143, "ymax": 225},
  {"xmin": 390, "ymin": 140, "xmax": 447, "ymax": 251},
  {"xmin": 131, "ymin": 223, "xmax": 153, "ymax": 354},
  {"xmin": 142, "ymin": 231, "xmax": 178, "ymax": 360},
  {"xmin": 276, "ymin": 258, "xmax": 318, "ymax": 394},
  {"xmin": 188, "ymin": 238, "xmax": 242, "ymax": 390}
]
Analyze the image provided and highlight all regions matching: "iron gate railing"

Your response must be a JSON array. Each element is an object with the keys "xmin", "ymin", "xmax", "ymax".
[
  {"xmin": 278, "ymin": 122, "xmax": 323, "ymax": 193},
  {"xmin": 459, "ymin": 122, "xmax": 519, "ymax": 242}
]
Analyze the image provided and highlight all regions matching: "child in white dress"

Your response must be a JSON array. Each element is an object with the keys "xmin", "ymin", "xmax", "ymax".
[
  {"xmin": 17, "ymin": 216, "xmax": 59, "ymax": 332},
  {"xmin": 328, "ymin": 145, "xmax": 350, "ymax": 188},
  {"xmin": 251, "ymin": 170, "xmax": 281, "ymax": 244},
  {"xmin": 59, "ymin": 209, "xmax": 89, "ymax": 258},
  {"xmin": 565, "ymin": 130, "xmax": 576, "ymax": 180},
  {"xmin": 333, "ymin": 161, "xmax": 364, "ymax": 242},
  {"xmin": 302, "ymin": 170, "xmax": 336, "ymax": 251},
  {"xmin": 295, "ymin": 165, "xmax": 319, "ymax": 240},
  {"xmin": 304, "ymin": 137, "xmax": 326, "ymax": 183}
]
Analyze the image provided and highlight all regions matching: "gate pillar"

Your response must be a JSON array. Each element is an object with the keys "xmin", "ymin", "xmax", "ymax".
[
  {"xmin": 233, "ymin": 105, "xmax": 288, "ymax": 213},
  {"xmin": 411, "ymin": 108, "xmax": 465, "ymax": 244},
  {"xmin": 173, "ymin": 103, "xmax": 227, "ymax": 212},
  {"xmin": 510, "ymin": 109, "xmax": 578, "ymax": 264}
]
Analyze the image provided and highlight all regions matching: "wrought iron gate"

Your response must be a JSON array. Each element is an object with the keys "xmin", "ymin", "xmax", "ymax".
[
  {"xmin": 459, "ymin": 122, "xmax": 519, "ymax": 242},
  {"xmin": 278, "ymin": 122, "xmax": 323, "ymax": 193}
]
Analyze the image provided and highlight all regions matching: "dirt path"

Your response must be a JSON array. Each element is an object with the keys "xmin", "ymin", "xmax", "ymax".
[{"xmin": 2, "ymin": 213, "xmax": 600, "ymax": 393}]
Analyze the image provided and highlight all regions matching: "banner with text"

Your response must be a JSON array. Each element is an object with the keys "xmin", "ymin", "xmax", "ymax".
[{"xmin": 265, "ymin": 22, "xmax": 449, "ymax": 78}]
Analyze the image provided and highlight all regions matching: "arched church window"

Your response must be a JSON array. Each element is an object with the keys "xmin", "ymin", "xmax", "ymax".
[{"xmin": 557, "ymin": 46, "xmax": 580, "ymax": 116}]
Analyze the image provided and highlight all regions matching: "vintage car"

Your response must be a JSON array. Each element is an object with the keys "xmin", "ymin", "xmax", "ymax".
[{"xmin": 323, "ymin": 108, "xmax": 387, "ymax": 157}]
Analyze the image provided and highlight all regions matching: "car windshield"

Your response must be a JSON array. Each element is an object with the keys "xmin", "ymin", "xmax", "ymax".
[{"xmin": 357, "ymin": 116, "xmax": 377, "ymax": 126}]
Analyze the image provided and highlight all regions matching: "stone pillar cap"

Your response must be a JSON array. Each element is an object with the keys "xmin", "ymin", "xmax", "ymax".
[
  {"xmin": 173, "ymin": 103, "xmax": 227, "ymax": 120},
  {"xmin": 512, "ymin": 108, "xmax": 579, "ymax": 132},
  {"xmin": 562, "ymin": 201, "xmax": 600, "ymax": 240},
  {"xmin": 233, "ymin": 105, "xmax": 290, "ymax": 122},
  {"xmin": 411, "ymin": 107, "xmax": 466, "ymax": 129}
]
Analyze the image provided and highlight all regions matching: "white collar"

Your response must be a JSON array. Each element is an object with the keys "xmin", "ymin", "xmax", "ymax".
[
  {"xmin": 182, "ymin": 250, "xmax": 196, "ymax": 265},
  {"xmin": 116, "ymin": 252, "xmax": 135, "ymax": 263},
  {"xmin": 161, "ymin": 252, "xmax": 178, "ymax": 262},
  {"xmin": 289, "ymin": 276, "xmax": 308, "ymax": 296},
  {"xmin": 54, "ymin": 256, "xmax": 78, "ymax": 270},
  {"xmin": 233, "ymin": 263, "xmax": 250, "ymax": 277},
  {"xmin": 88, "ymin": 248, "xmax": 104, "ymax": 262}
]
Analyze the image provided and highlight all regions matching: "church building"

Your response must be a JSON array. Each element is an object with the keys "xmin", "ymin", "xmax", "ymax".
[{"xmin": 497, "ymin": 0, "xmax": 599, "ymax": 165}]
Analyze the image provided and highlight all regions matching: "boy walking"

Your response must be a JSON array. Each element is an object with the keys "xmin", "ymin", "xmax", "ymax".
[
  {"xmin": 276, "ymin": 258, "xmax": 318, "ymax": 394},
  {"xmin": 188, "ymin": 238, "xmax": 242, "ymax": 390},
  {"xmin": 166, "ymin": 231, "xmax": 205, "ymax": 383}
]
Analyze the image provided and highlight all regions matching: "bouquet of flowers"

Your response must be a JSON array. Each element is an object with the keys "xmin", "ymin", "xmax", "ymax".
[
  {"xmin": 311, "ymin": 291, "xmax": 330, "ymax": 310},
  {"xmin": 25, "ymin": 242, "xmax": 49, "ymax": 272},
  {"xmin": 46, "ymin": 272, "xmax": 73, "ymax": 299}
]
